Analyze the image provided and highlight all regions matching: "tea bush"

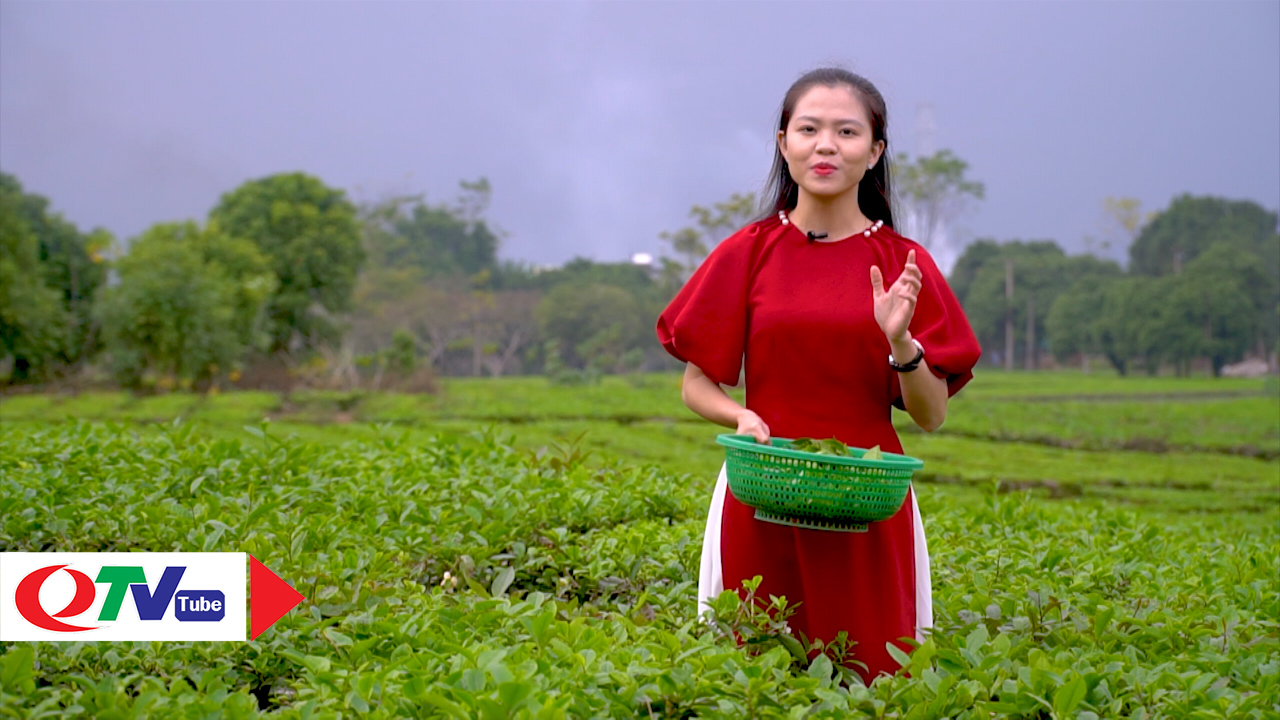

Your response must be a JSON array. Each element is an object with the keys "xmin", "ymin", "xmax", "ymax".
[{"xmin": 1, "ymin": 421, "xmax": 1276, "ymax": 718}]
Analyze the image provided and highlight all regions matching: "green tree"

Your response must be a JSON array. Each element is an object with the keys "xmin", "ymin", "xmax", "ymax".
[
  {"xmin": 661, "ymin": 192, "xmax": 757, "ymax": 277},
  {"xmin": 895, "ymin": 150, "xmax": 985, "ymax": 251},
  {"xmin": 188, "ymin": 221, "xmax": 277, "ymax": 353},
  {"xmin": 1160, "ymin": 252, "xmax": 1255, "ymax": 376},
  {"xmin": 360, "ymin": 180, "xmax": 501, "ymax": 284},
  {"xmin": 1047, "ymin": 276, "xmax": 1152, "ymax": 376},
  {"xmin": 97, "ymin": 223, "xmax": 248, "ymax": 390},
  {"xmin": 660, "ymin": 227, "xmax": 707, "ymax": 276},
  {"xmin": 947, "ymin": 239, "xmax": 1002, "ymax": 306},
  {"xmin": 959, "ymin": 240, "xmax": 1121, "ymax": 368},
  {"xmin": 1084, "ymin": 196, "xmax": 1150, "ymax": 260},
  {"xmin": 1093, "ymin": 277, "xmax": 1149, "ymax": 376},
  {"xmin": 210, "ymin": 173, "xmax": 363, "ymax": 352},
  {"xmin": 1047, "ymin": 279, "xmax": 1105, "ymax": 369},
  {"xmin": 530, "ymin": 257, "xmax": 656, "ymax": 297},
  {"xmin": 1129, "ymin": 195, "xmax": 1278, "ymax": 285},
  {"xmin": 0, "ymin": 172, "xmax": 110, "ymax": 368},
  {"xmin": 536, "ymin": 284, "xmax": 648, "ymax": 372},
  {"xmin": 0, "ymin": 188, "xmax": 66, "ymax": 382},
  {"xmin": 1176, "ymin": 242, "xmax": 1278, "ymax": 355}
]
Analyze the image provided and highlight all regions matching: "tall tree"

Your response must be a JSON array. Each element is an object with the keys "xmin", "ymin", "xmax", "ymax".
[
  {"xmin": 895, "ymin": 150, "xmax": 985, "ymax": 251},
  {"xmin": 97, "ymin": 223, "xmax": 251, "ymax": 390},
  {"xmin": 360, "ymin": 180, "xmax": 501, "ymax": 283},
  {"xmin": 536, "ymin": 283, "xmax": 648, "ymax": 372},
  {"xmin": 192, "ymin": 221, "xmax": 278, "ymax": 353},
  {"xmin": 1129, "ymin": 195, "xmax": 1278, "ymax": 284},
  {"xmin": 1086, "ymin": 196, "xmax": 1149, "ymax": 260},
  {"xmin": 210, "ymin": 173, "xmax": 362, "ymax": 353},
  {"xmin": 1171, "ymin": 251, "xmax": 1256, "ymax": 375},
  {"xmin": 660, "ymin": 192, "xmax": 757, "ymax": 277},
  {"xmin": 959, "ymin": 240, "xmax": 1121, "ymax": 369},
  {"xmin": 948, "ymin": 238, "xmax": 1002, "ymax": 306},
  {"xmin": 0, "ymin": 187, "xmax": 66, "ymax": 382},
  {"xmin": 0, "ymin": 172, "xmax": 110, "ymax": 368},
  {"xmin": 1047, "ymin": 279, "xmax": 1106, "ymax": 371}
]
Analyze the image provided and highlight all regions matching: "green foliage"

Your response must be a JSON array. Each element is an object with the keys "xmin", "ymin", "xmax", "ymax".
[
  {"xmin": 1149, "ymin": 270, "xmax": 1254, "ymax": 376},
  {"xmin": 0, "ymin": 421, "xmax": 1275, "ymax": 717},
  {"xmin": 0, "ymin": 184, "xmax": 66, "ymax": 382},
  {"xmin": 896, "ymin": 150, "xmax": 985, "ymax": 251},
  {"xmin": 1183, "ymin": 242, "xmax": 1280, "ymax": 353},
  {"xmin": 1046, "ymin": 278, "xmax": 1105, "ymax": 363},
  {"xmin": 948, "ymin": 239, "xmax": 1002, "ymax": 307},
  {"xmin": 957, "ymin": 241, "xmax": 1122, "ymax": 367},
  {"xmin": 965, "ymin": 194, "xmax": 1277, "ymax": 375},
  {"xmin": 0, "ymin": 172, "xmax": 114, "ymax": 382},
  {"xmin": 389, "ymin": 330, "xmax": 417, "ymax": 372},
  {"xmin": 536, "ymin": 284, "xmax": 649, "ymax": 373},
  {"xmin": 194, "ymin": 221, "xmax": 278, "ymax": 353},
  {"xmin": 360, "ymin": 184, "xmax": 500, "ymax": 283},
  {"xmin": 210, "ymin": 173, "xmax": 363, "ymax": 352},
  {"xmin": 1129, "ymin": 195, "xmax": 1279, "ymax": 288},
  {"xmin": 0, "ymin": 173, "xmax": 111, "ymax": 364},
  {"xmin": 527, "ymin": 258, "xmax": 655, "ymax": 298},
  {"xmin": 96, "ymin": 222, "xmax": 259, "ymax": 390},
  {"xmin": 1056, "ymin": 266, "xmax": 1256, "ymax": 378},
  {"xmin": 660, "ymin": 192, "xmax": 757, "ymax": 277}
]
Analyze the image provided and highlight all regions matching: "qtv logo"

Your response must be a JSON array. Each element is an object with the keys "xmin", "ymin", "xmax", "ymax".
[{"xmin": 1, "ymin": 553, "xmax": 301, "ymax": 641}]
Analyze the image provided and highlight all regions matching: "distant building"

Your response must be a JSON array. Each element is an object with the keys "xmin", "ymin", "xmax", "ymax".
[{"xmin": 631, "ymin": 253, "xmax": 654, "ymax": 266}]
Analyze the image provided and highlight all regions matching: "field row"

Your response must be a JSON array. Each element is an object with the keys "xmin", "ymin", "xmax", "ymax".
[
  {"xmin": 5, "ymin": 373, "xmax": 1277, "ymax": 458},
  {"xmin": 2, "ymin": 424, "xmax": 1276, "ymax": 718},
  {"xmin": 6, "ymin": 410, "xmax": 1274, "ymax": 517}
]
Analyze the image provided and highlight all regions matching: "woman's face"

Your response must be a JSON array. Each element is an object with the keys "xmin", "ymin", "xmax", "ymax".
[{"xmin": 778, "ymin": 84, "xmax": 885, "ymax": 203}]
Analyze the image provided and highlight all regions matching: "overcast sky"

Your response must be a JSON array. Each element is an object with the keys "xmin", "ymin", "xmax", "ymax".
[{"xmin": 2, "ymin": 0, "xmax": 1277, "ymax": 273}]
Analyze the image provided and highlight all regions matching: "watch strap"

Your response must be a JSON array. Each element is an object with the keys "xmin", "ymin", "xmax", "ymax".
[{"xmin": 889, "ymin": 339, "xmax": 925, "ymax": 373}]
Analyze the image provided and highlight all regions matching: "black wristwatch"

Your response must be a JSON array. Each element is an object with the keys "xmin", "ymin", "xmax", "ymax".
[{"xmin": 889, "ymin": 339, "xmax": 925, "ymax": 373}]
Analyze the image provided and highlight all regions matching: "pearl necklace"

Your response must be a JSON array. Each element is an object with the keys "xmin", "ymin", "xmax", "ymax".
[{"xmin": 778, "ymin": 210, "xmax": 883, "ymax": 238}]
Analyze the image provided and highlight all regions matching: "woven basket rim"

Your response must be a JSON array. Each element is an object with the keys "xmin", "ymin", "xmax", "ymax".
[{"xmin": 715, "ymin": 434, "xmax": 924, "ymax": 471}]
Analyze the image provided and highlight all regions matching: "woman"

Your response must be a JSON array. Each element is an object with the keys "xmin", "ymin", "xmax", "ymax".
[{"xmin": 656, "ymin": 68, "xmax": 981, "ymax": 682}]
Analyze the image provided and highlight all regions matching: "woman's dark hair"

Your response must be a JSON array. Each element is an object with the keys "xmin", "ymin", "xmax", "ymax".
[{"xmin": 760, "ymin": 68, "xmax": 895, "ymax": 228}]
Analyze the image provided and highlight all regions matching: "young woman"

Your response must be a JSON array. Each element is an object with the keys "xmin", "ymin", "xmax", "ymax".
[{"xmin": 656, "ymin": 68, "xmax": 981, "ymax": 682}]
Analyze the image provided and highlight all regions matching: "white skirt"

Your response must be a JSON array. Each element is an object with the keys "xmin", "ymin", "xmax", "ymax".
[{"xmin": 696, "ymin": 463, "xmax": 934, "ymax": 642}]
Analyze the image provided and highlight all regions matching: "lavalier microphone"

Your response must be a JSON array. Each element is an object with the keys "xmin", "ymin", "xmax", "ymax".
[{"xmin": 807, "ymin": 231, "xmax": 828, "ymax": 243}]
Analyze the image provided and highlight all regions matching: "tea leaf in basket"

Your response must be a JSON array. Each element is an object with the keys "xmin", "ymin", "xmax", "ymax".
[
  {"xmin": 790, "ymin": 438, "xmax": 888, "ymax": 460},
  {"xmin": 819, "ymin": 439, "xmax": 850, "ymax": 456},
  {"xmin": 791, "ymin": 438, "xmax": 853, "ymax": 457},
  {"xmin": 791, "ymin": 438, "xmax": 821, "ymax": 453}
]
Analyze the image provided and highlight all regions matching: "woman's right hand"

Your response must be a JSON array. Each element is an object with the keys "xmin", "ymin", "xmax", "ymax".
[{"xmin": 735, "ymin": 410, "xmax": 771, "ymax": 444}]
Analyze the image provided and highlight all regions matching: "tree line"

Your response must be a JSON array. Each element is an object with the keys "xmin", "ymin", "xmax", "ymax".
[
  {"xmin": 953, "ymin": 195, "xmax": 1278, "ymax": 376},
  {"xmin": 2, "ymin": 159, "xmax": 1276, "ymax": 391},
  {"xmin": 0, "ymin": 171, "xmax": 689, "ymax": 391}
]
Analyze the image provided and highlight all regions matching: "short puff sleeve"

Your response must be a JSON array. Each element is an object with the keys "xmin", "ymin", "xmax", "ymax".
[
  {"xmin": 890, "ymin": 245, "xmax": 982, "ymax": 407},
  {"xmin": 655, "ymin": 227, "xmax": 759, "ymax": 386}
]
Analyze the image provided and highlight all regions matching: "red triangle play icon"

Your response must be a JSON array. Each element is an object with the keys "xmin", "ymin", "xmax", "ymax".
[{"xmin": 250, "ymin": 555, "xmax": 306, "ymax": 641}]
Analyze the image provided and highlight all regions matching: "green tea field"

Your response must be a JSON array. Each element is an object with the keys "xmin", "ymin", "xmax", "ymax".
[{"xmin": 1, "ymin": 370, "xmax": 1277, "ymax": 718}]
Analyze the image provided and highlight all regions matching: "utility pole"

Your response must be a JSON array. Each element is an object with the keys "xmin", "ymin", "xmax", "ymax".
[
  {"xmin": 1004, "ymin": 258, "xmax": 1015, "ymax": 371},
  {"xmin": 1025, "ymin": 294, "xmax": 1036, "ymax": 371}
]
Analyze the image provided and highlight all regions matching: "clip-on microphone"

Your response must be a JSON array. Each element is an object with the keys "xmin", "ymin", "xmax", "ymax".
[{"xmin": 807, "ymin": 231, "xmax": 829, "ymax": 244}]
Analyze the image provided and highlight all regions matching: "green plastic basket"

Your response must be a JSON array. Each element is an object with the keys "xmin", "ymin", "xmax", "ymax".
[{"xmin": 716, "ymin": 434, "xmax": 923, "ymax": 533}]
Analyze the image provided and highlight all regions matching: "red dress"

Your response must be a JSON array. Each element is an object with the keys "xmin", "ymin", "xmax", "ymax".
[{"xmin": 656, "ymin": 214, "xmax": 980, "ymax": 682}]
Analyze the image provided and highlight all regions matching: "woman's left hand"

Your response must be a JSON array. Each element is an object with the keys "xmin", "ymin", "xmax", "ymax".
[{"xmin": 870, "ymin": 249, "xmax": 922, "ymax": 341}]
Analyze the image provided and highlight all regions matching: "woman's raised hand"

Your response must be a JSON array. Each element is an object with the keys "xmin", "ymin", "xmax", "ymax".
[
  {"xmin": 735, "ymin": 409, "xmax": 771, "ymax": 444},
  {"xmin": 870, "ymin": 249, "xmax": 922, "ymax": 341}
]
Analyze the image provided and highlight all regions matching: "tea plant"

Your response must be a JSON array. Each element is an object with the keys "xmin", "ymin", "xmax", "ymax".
[{"xmin": 1, "ymin": 422, "xmax": 1276, "ymax": 718}]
